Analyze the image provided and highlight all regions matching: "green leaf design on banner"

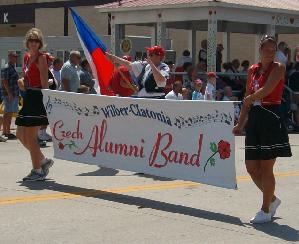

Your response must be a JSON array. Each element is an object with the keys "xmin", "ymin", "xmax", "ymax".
[
  {"xmin": 210, "ymin": 142, "xmax": 218, "ymax": 153},
  {"xmin": 210, "ymin": 158, "xmax": 216, "ymax": 166}
]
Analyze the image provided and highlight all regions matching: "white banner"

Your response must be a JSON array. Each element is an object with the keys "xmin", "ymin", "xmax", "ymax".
[{"xmin": 43, "ymin": 90, "xmax": 237, "ymax": 189}]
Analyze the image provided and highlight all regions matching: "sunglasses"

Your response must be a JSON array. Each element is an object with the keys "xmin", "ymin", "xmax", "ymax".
[{"xmin": 28, "ymin": 39, "xmax": 41, "ymax": 43}]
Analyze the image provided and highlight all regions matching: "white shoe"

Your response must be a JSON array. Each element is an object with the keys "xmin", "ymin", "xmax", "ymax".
[
  {"xmin": 250, "ymin": 210, "xmax": 272, "ymax": 224},
  {"xmin": 270, "ymin": 197, "xmax": 281, "ymax": 217},
  {"xmin": 0, "ymin": 135, "xmax": 8, "ymax": 142}
]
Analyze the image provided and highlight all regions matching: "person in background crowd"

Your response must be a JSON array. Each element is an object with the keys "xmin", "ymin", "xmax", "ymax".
[
  {"xmin": 1, "ymin": 52, "xmax": 19, "ymax": 140},
  {"xmin": 197, "ymin": 60, "xmax": 207, "ymax": 83},
  {"xmin": 226, "ymin": 59, "xmax": 244, "ymax": 90},
  {"xmin": 77, "ymin": 85, "xmax": 90, "ymax": 94},
  {"xmin": 216, "ymin": 44, "xmax": 224, "ymax": 72},
  {"xmin": 233, "ymin": 35, "xmax": 292, "ymax": 224},
  {"xmin": 0, "ymin": 89, "xmax": 8, "ymax": 142},
  {"xmin": 164, "ymin": 61, "xmax": 175, "ymax": 94},
  {"xmin": 204, "ymin": 72, "xmax": 217, "ymax": 101},
  {"xmin": 165, "ymin": 80, "xmax": 183, "ymax": 100},
  {"xmin": 276, "ymin": 41, "xmax": 291, "ymax": 66},
  {"xmin": 182, "ymin": 87, "xmax": 190, "ymax": 100},
  {"xmin": 231, "ymin": 96, "xmax": 241, "ymax": 125},
  {"xmin": 15, "ymin": 28, "xmax": 54, "ymax": 181},
  {"xmin": 50, "ymin": 58, "xmax": 63, "ymax": 90},
  {"xmin": 192, "ymin": 79, "xmax": 204, "ymax": 100},
  {"xmin": 240, "ymin": 60, "xmax": 250, "ymax": 85},
  {"xmin": 223, "ymin": 86, "xmax": 233, "ymax": 101},
  {"xmin": 38, "ymin": 54, "xmax": 55, "ymax": 144},
  {"xmin": 288, "ymin": 62, "xmax": 299, "ymax": 125},
  {"xmin": 109, "ymin": 55, "xmax": 139, "ymax": 97},
  {"xmin": 106, "ymin": 45, "xmax": 169, "ymax": 99},
  {"xmin": 181, "ymin": 62, "xmax": 193, "ymax": 83},
  {"xmin": 0, "ymin": 115, "xmax": 7, "ymax": 142},
  {"xmin": 215, "ymin": 89, "xmax": 223, "ymax": 101},
  {"xmin": 176, "ymin": 50, "xmax": 192, "ymax": 67},
  {"xmin": 61, "ymin": 51, "xmax": 81, "ymax": 93},
  {"xmin": 79, "ymin": 59, "xmax": 97, "ymax": 94},
  {"xmin": 183, "ymin": 65, "xmax": 197, "ymax": 96},
  {"xmin": 198, "ymin": 39, "xmax": 207, "ymax": 65},
  {"xmin": 241, "ymin": 60, "xmax": 250, "ymax": 73},
  {"xmin": 46, "ymin": 54, "xmax": 56, "ymax": 90},
  {"xmin": 288, "ymin": 62, "xmax": 299, "ymax": 92}
]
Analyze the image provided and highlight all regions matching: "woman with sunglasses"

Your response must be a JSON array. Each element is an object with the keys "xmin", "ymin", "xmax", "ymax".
[
  {"xmin": 106, "ymin": 46, "xmax": 169, "ymax": 99},
  {"xmin": 16, "ymin": 28, "xmax": 54, "ymax": 181},
  {"xmin": 233, "ymin": 36, "xmax": 292, "ymax": 223}
]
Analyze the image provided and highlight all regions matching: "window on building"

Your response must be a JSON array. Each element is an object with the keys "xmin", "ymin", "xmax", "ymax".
[{"xmin": 56, "ymin": 50, "xmax": 64, "ymax": 63}]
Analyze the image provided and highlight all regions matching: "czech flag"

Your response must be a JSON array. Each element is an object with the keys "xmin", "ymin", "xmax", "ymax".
[{"xmin": 70, "ymin": 8, "xmax": 114, "ymax": 95}]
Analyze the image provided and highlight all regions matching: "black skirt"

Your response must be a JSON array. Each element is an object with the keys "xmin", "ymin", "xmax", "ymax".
[
  {"xmin": 15, "ymin": 88, "xmax": 49, "ymax": 127},
  {"xmin": 245, "ymin": 105, "xmax": 292, "ymax": 160}
]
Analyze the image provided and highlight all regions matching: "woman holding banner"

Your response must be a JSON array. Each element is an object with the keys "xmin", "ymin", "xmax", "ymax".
[
  {"xmin": 233, "ymin": 35, "xmax": 292, "ymax": 224},
  {"xmin": 16, "ymin": 28, "xmax": 54, "ymax": 181}
]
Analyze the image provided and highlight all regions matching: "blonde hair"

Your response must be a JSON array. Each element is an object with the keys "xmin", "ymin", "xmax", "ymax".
[{"xmin": 24, "ymin": 28, "xmax": 45, "ymax": 49}]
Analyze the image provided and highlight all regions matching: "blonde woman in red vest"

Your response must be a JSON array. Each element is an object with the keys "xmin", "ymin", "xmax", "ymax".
[
  {"xmin": 233, "ymin": 36, "xmax": 292, "ymax": 224},
  {"xmin": 16, "ymin": 28, "xmax": 54, "ymax": 182}
]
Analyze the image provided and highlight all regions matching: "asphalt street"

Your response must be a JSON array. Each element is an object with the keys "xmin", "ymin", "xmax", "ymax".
[{"xmin": 0, "ymin": 134, "xmax": 298, "ymax": 244}]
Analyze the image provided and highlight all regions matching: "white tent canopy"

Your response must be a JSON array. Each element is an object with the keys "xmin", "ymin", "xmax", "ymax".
[{"xmin": 97, "ymin": 0, "xmax": 299, "ymax": 71}]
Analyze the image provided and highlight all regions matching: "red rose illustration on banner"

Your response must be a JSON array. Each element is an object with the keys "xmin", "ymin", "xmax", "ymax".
[
  {"xmin": 58, "ymin": 142, "xmax": 65, "ymax": 150},
  {"xmin": 204, "ymin": 140, "xmax": 231, "ymax": 172},
  {"xmin": 218, "ymin": 140, "xmax": 231, "ymax": 159}
]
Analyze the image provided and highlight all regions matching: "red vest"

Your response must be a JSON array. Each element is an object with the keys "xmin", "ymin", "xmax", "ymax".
[{"xmin": 249, "ymin": 62, "xmax": 284, "ymax": 105}]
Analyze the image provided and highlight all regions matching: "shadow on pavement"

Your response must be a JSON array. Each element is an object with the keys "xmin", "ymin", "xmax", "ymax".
[
  {"xmin": 252, "ymin": 220, "xmax": 299, "ymax": 242},
  {"xmin": 134, "ymin": 172, "xmax": 175, "ymax": 181},
  {"xmin": 76, "ymin": 166, "xmax": 119, "ymax": 177},
  {"xmin": 20, "ymin": 180, "xmax": 244, "ymax": 227}
]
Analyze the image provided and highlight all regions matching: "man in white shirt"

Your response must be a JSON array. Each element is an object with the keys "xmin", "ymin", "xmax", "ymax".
[
  {"xmin": 204, "ymin": 72, "xmax": 217, "ymax": 101},
  {"xmin": 165, "ymin": 81, "xmax": 183, "ymax": 100},
  {"xmin": 276, "ymin": 42, "xmax": 291, "ymax": 66},
  {"xmin": 106, "ymin": 46, "xmax": 169, "ymax": 98},
  {"xmin": 50, "ymin": 58, "xmax": 63, "ymax": 90}
]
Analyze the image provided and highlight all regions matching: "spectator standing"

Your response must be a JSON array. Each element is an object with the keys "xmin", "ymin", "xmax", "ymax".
[
  {"xmin": 176, "ymin": 50, "xmax": 192, "ymax": 67},
  {"xmin": 226, "ymin": 59, "xmax": 244, "ymax": 90},
  {"xmin": 61, "ymin": 51, "xmax": 81, "ymax": 92},
  {"xmin": 1, "ymin": 52, "xmax": 19, "ymax": 139},
  {"xmin": 0, "ymin": 116, "xmax": 7, "ymax": 141},
  {"xmin": 198, "ymin": 39, "xmax": 207, "ymax": 64},
  {"xmin": 164, "ymin": 61, "xmax": 175, "ymax": 94},
  {"xmin": 288, "ymin": 62, "xmax": 299, "ymax": 125},
  {"xmin": 0, "ymin": 90, "xmax": 8, "ymax": 142},
  {"xmin": 204, "ymin": 72, "xmax": 217, "ymax": 101},
  {"xmin": 289, "ymin": 62, "xmax": 299, "ymax": 92},
  {"xmin": 192, "ymin": 79, "xmax": 204, "ymax": 100},
  {"xmin": 276, "ymin": 41, "xmax": 291, "ymax": 66},
  {"xmin": 106, "ymin": 46, "xmax": 169, "ymax": 99},
  {"xmin": 79, "ymin": 59, "xmax": 97, "ymax": 94},
  {"xmin": 216, "ymin": 44, "xmax": 224, "ymax": 72},
  {"xmin": 165, "ymin": 81, "xmax": 183, "ymax": 100},
  {"xmin": 50, "ymin": 58, "xmax": 63, "ymax": 90},
  {"xmin": 183, "ymin": 65, "xmax": 197, "ymax": 91},
  {"xmin": 241, "ymin": 60, "xmax": 250, "ymax": 73}
]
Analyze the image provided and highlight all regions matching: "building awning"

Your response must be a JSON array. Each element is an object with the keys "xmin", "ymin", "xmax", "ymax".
[{"xmin": 97, "ymin": 0, "xmax": 299, "ymax": 15}]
